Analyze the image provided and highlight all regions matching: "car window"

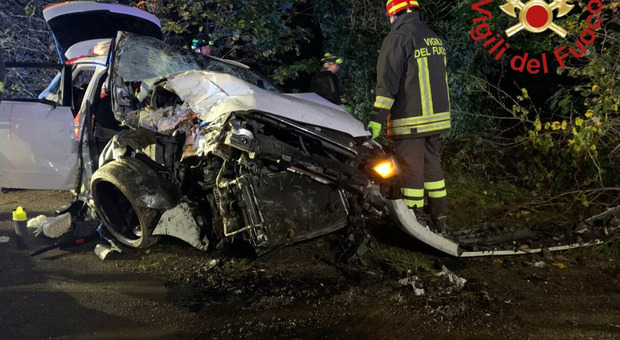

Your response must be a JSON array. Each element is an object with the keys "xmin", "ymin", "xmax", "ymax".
[
  {"xmin": 38, "ymin": 72, "xmax": 62, "ymax": 103},
  {"xmin": 38, "ymin": 65, "xmax": 95, "ymax": 107},
  {"xmin": 115, "ymin": 33, "xmax": 280, "ymax": 93},
  {"xmin": 5, "ymin": 65, "xmax": 61, "ymax": 102}
]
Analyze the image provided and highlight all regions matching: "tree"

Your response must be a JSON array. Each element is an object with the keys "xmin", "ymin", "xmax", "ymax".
[{"xmin": 137, "ymin": 0, "xmax": 318, "ymax": 84}]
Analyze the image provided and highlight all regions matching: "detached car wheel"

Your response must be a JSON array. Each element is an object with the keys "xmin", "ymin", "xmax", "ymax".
[{"xmin": 91, "ymin": 158, "xmax": 180, "ymax": 249}]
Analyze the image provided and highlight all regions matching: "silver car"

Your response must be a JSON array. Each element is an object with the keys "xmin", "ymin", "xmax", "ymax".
[{"xmin": 0, "ymin": 1, "xmax": 402, "ymax": 256}]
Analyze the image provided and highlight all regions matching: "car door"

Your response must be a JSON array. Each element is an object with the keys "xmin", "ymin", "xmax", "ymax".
[{"xmin": 0, "ymin": 62, "xmax": 80, "ymax": 190}]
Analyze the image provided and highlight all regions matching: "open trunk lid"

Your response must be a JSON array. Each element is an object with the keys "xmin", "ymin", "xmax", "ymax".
[{"xmin": 43, "ymin": 1, "xmax": 161, "ymax": 62}]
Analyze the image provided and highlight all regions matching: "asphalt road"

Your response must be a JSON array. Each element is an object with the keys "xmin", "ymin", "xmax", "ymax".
[
  {"xmin": 2, "ymin": 189, "xmax": 619, "ymax": 340},
  {"xmin": 0, "ymin": 190, "xmax": 196, "ymax": 339}
]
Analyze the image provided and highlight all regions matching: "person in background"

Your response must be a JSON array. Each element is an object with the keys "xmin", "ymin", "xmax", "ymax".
[
  {"xmin": 192, "ymin": 36, "xmax": 214, "ymax": 56},
  {"xmin": 308, "ymin": 52, "xmax": 345, "ymax": 106},
  {"xmin": 368, "ymin": 0, "xmax": 451, "ymax": 232}
]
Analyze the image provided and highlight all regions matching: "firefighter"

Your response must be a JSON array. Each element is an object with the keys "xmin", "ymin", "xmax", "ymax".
[
  {"xmin": 192, "ymin": 36, "xmax": 214, "ymax": 56},
  {"xmin": 368, "ymin": 0, "xmax": 451, "ymax": 232},
  {"xmin": 308, "ymin": 52, "xmax": 345, "ymax": 106}
]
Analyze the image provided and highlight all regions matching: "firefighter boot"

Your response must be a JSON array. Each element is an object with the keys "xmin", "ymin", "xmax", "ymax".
[
  {"xmin": 428, "ymin": 196, "xmax": 449, "ymax": 233},
  {"xmin": 432, "ymin": 215, "xmax": 448, "ymax": 233},
  {"xmin": 413, "ymin": 208, "xmax": 430, "ymax": 227}
]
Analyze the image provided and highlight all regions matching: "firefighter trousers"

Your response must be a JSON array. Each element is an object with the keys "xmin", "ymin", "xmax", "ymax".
[{"xmin": 393, "ymin": 135, "xmax": 448, "ymax": 219}]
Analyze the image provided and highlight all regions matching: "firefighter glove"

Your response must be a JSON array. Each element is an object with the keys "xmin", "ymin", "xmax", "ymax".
[{"xmin": 367, "ymin": 121, "xmax": 382, "ymax": 139}]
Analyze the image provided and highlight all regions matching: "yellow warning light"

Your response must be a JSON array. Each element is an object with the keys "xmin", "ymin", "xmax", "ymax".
[{"xmin": 373, "ymin": 160, "xmax": 396, "ymax": 179}]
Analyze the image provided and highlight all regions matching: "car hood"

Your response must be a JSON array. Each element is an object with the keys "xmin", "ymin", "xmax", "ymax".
[
  {"xmin": 166, "ymin": 70, "xmax": 370, "ymax": 138},
  {"xmin": 43, "ymin": 1, "xmax": 161, "ymax": 62}
]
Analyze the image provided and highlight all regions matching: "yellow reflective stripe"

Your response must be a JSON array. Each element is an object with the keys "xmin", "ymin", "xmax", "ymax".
[
  {"xmin": 374, "ymin": 96, "xmax": 394, "ymax": 110},
  {"xmin": 392, "ymin": 112, "xmax": 450, "ymax": 127},
  {"xmin": 405, "ymin": 199, "xmax": 425, "ymax": 208},
  {"xmin": 389, "ymin": 120, "xmax": 451, "ymax": 135},
  {"xmin": 424, "ymin": 180, "xmax": 445, "ymax": 190},
  {"xmin": 416, "ymin": 120, "xmax": 451, "ymax": 133},
  {"xmin": 401, "ymin": 188, "xmax": 424, "ymax": 198},
  {"xmin": 387, "ymin": 0, "xmax": 419, "ymax": 15},
  {"xmin": 428, "ymin": 190, "xmax": 447, "ymax": 198},
  {"xmin": 0, "ymin": 81, "xmax": 4, "ymax": 93},
  {"xmin": 417, "ymin": 58, "xmax": 427, "ymax": 115},
  {"xmin": 417, "ymin": 57, "xmax": 433, "ymax": 116},
  {"xmin": 389, "ymin": 2, "xmax": 409, "ymax": 14}
]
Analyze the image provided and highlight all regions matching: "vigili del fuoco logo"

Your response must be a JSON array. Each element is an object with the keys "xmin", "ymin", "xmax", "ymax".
[{"xmin": 470, "ymin": 0, "xmax": 603, "ymax": 74}]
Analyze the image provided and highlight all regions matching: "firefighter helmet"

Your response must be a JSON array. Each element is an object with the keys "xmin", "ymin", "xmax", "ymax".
[{"xmin": 386, "ymin": 0, "xmax": 420, "ymax": 16}]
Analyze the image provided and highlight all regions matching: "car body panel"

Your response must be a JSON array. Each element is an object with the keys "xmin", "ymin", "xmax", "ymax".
[
  {"xmin": 0, "ymin": 59, "xmax": 106, "ymax": 191},
  {"xmin": 0, "ymin": 101, "xmax": 77, "ymax": 190},
  {"xmin": 164, "ymin": 70, "xmax": 370, "ymax": 138}
]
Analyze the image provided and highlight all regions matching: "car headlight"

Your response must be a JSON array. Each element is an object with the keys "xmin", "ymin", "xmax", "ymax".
[{"xmin": 368, "ymin": 157, "xmax": 398, "ymax": 180}]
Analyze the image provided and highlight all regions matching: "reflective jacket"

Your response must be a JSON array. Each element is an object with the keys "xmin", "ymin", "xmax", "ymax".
[
  {"xmin": 372, "ymin": 11, "xmax": 451, "ymax": 139},
  {"xmin": 309, "ymin": 70, "xmax": 343, "ymax": 105}
]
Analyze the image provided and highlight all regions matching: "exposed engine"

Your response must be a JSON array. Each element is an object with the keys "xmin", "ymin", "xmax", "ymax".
[{"xmin": 92, "ymin": 73, "xmax": 396, "ymax": 255}]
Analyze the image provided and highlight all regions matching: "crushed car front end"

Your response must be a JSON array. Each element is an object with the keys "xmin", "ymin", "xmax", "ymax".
[{"xmin": 90, "ymin": 32, "xmax": 398, "ymax": 255}]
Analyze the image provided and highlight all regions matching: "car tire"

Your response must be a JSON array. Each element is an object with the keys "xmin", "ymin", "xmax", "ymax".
[{"xmin": 91, "ymin": 160, "xmax": 161, "ymax": 249}]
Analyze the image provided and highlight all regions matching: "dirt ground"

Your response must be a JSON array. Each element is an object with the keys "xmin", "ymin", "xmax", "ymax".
[{"xmin": 1, "ymin": 190, "xmax": 618, "ymax": 340}]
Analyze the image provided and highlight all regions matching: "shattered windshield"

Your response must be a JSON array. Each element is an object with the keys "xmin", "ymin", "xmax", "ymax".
[{"xmin": 115, "ymin": 32, "xmax": 280, "ymax": 93}]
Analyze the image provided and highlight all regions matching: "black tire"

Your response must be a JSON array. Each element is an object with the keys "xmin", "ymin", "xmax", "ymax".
[{"xmin": 91, "ymin": 161, "xmax": 161, "ymax": 249}]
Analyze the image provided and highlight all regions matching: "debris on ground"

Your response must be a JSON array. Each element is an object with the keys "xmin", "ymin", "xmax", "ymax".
[
  {"xmin": 399, "ymin": 265, "xmax": 467, "ymax": 297},
  {"xmin": 399, "ymin": 275, "xmax": 426, "ymax": 296},
  {"xmin": 524, "ymin": 260, "xmax": 546, "ymax": 268},
  {"xmin": 434, "ymin": 265, "xmax": 467, "ymax": 294},
  {"xmin": 30, "ymin": 212, "xmax": 72, "ymax": 238},
  {"xmin": 94, "ymin": 243, "xmax": 117, "ymax": 260},
  {"xmin": 30, "ymin": 221, "xmax": 100, "ymax": 256}
]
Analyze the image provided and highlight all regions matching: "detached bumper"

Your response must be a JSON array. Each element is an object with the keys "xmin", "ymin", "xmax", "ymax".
[{"xmin": 383, "ymin": 199, "xmax": 463, "ymax": 257}]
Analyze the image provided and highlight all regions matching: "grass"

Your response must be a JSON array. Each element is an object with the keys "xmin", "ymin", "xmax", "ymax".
[
  {"xmin": 443, "ymin": 171, "xmax": 599, "ymax": 231},
  {"xmin": 594, "ymin": 235, "xmax": 620, "ymax": 260},
  {"xmin": 445, "ymin": 172, "xmax": 537, "ymax": 229},
  {"xmin": 372, "ymin": 246, "xmax": 431, "ymax": 275}
]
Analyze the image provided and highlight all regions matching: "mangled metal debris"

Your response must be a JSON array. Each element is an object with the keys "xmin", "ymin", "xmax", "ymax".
[
  {"xmin": 386, "ymin": 199, "xmax": 619, "ymax": 257},
  {"xmin": 152, "ymin": 201, "xmax": 209, "ymax": 251},
  {"xmin": 399, "ymin": 266, "xmax": 467, "ymax": 296}
]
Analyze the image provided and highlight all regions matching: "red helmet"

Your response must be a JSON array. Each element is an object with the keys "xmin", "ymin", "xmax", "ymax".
[{"xmin": 386, "ymin": 0, "xmax": 420, "ymax": 16}]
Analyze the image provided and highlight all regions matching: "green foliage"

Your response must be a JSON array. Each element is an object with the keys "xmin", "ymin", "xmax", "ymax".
[
  {"xmin": 373, "ymin": 246, "xmax": 430, "ymax": 274},
  {"xmin": 443, "ymin": 169, "xmax": 543, "ymax": 228},
  {"xmin": 595, "ymin": 235, "xmax": 620, "ymax": 260},
  {"xmin": 511, "ymin": 2, "xmax": 620, "ymax": 200},
  {"xmin": 135, "ymin": 0, "xmax": 314, "ymax": 84},
  {"xmin": 311, "ymin": 0, "xmax": 388, "ymax": 122},
  {"xmin": 272, "ymin": 58, "xmax": 316, "ymax": 85}
]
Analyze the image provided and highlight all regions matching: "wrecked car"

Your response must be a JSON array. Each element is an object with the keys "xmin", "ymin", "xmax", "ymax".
[
  {"xmin": 92, "ymin": 30, "xmax": 403, "ymax": 254},
  {"xmin": 1, "ymin": 2, "xmax": 616, "ymax": 258},
  {"xmin": 0, "ymin": 1, "xmax": 399, "ymax": 256}
]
